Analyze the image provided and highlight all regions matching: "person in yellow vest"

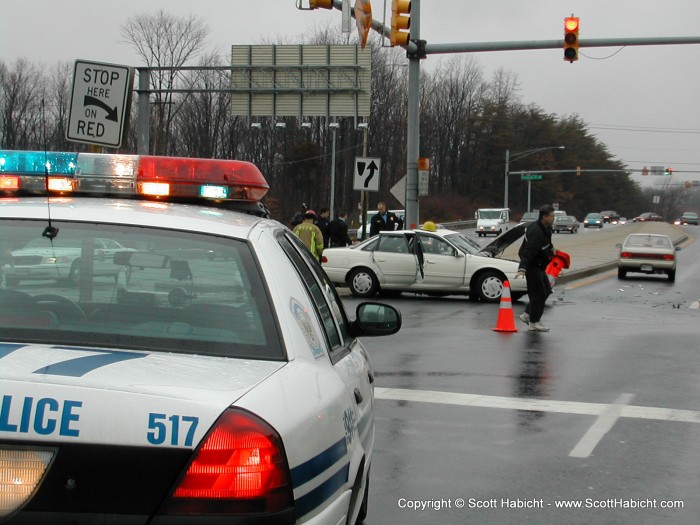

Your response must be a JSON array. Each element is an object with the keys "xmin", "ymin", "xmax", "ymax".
[{"xmin": 293, "ymin": 209, "xmax": 324, "ymax": 260}]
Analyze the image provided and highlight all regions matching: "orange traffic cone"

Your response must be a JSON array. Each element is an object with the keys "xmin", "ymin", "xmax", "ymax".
[{"xmin": 492, "ymin": 280, "xmax": 517, "ymax": 332}]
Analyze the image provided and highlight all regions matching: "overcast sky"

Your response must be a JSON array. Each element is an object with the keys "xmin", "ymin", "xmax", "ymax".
[{"xmin": 4, "ymin": 0, "xmax": 700, "ymax": 189}]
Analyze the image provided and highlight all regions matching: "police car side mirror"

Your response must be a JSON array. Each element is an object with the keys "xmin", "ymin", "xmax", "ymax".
[{"xmin": 350, "ymin": 302, "xmax": 402, "ymax": 337}]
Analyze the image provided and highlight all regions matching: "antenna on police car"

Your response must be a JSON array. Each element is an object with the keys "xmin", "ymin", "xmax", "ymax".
[{"xmin": 40, "ymin": 99, "xmax": 59, "ymax": 240}]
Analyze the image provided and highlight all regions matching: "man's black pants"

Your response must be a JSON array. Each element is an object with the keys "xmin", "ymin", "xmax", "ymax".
[{"xmin": 524, "ymin": 267, "xmax": 550, "ymax": 323}]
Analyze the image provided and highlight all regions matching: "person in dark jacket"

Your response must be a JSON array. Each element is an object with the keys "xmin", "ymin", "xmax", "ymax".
[
  {"xmin": 515, "ymin": 204, "xmax": 556, "ymax": 332},
  {"xmin": 369, "ymin": 202, "xmax": 403, "ymax": 237},
  {"xmin": 315, "ymin": 207, "xmax": 331, "ymax": 248},
  {"xmin": 290, "ymin": 203, "xmax": 308, "ymax": 228},
  {"xmin": 327, "ymin": 211, "xmax": 353, "ymax": 247}
]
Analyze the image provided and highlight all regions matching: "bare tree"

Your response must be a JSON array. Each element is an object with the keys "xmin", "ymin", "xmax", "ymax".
[
  {"xmin": 46, "ymin": 62, "xmax": 74, "ymax": 151},
  {"xmin": 0, "ymin": 60, "xmax": 46, "ymax": 149},
  {"xmin": 121, "ymin": 10, "xmax": 208, "ymax": 155},
  {"xmin": 646, "ymin": 179, "xmax": 688, "ymax": 220}
]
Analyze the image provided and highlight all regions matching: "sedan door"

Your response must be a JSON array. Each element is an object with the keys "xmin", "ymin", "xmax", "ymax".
[
  {"xmin": 414, "ymin": 232, "xmax": 467, "ymax": 289},
  {"xmin": 371, "ymin": 234, "xmax": 419, "ymax": 287}
]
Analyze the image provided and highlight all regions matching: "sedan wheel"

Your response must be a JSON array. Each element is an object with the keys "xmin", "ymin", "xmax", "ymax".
[
  {"xmin": 618, "ymin": 268, "xmax": 627, "ymax": 279},
  {"xmin": 668, "ymin": 269, "xmax": 676, "ymax": 282},
  {"xmin": 474, "ymin": 271, "xmax": 504, "ymax": 303},
  {"xmin": 348, "ymin": 268, "xmax": 379, "ymax": 297}
]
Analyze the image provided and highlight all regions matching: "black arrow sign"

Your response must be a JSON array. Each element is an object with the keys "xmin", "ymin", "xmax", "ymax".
[
  {"xmin": 83, "ymin": 95, "xmax": 119, "ymax": 122},
  {"xmin": 364, "ymin": 160, "xmax": 378, "ymax": 188}
]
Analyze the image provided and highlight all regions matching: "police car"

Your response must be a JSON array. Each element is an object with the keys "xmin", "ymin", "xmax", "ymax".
[{"xmin": 0, "ymin": 150, "xmax": 401, "ymax": 524}]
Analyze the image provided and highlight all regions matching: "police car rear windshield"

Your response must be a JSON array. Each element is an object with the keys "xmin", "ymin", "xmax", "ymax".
[{"xmin": 0, "ymin": 219, "xmax": 283, "ymax": 360}]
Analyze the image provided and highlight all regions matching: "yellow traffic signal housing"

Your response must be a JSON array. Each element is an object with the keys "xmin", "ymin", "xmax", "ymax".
[
  {"xmin": 391, "ymin": 0, "xmax": 411, "ymax": 47},
  {"xmin": 309, "ymin": 0, "xmax": 333, "ymax": 9},
  {"xmin": 564, "ymin": 16, "xmax": 579, "ymax": 62}
]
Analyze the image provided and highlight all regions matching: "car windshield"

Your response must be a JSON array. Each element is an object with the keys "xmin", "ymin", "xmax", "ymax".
[
  {"xmin": 443, "ymin": 232, "xmax": 483, "ymax": 255},
  {"xmin": 0, "ymin": 219, "xmax": 283, "ymax": 360},
  {"xmin": 586, "ymin": 214, "xmax": 601, "ymax": 219},
  {"xmin": 556, "ymin": 216, "xmax": 574, "ymax": 223},
  {"xmin": 479, "ymin": 210, "xmax": 504, "ymax": 219},
  {"xmin": 520, "ymin": 213, "xmax": 538, "ymax": 222},
  {"xmin": 682, "ymin": 212, "xmax": 697, "ymax": 218}
]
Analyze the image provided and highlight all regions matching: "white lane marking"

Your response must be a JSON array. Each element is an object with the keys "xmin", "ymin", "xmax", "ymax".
[
  {"xmin": 374, "ymin": 387, "xmax": 700, "ymax": 424},
  {"xmin": 569, "ymin": 393, "xmax": 635, "ymax": 458}
]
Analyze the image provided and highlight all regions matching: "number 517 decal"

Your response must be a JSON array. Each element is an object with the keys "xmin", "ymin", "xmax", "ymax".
[{"xmin": 147, "ymin": 413, "xmax": 199, "ymax": 447}]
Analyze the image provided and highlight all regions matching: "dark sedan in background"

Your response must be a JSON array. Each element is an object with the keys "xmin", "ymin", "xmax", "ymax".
[
  {"xmin": 633, "ymin": 212, "xmax": 664, "ymax": 222},
  {"xmin": 552, "ymin": 215, "xmax": 579, "ymax": 233}
]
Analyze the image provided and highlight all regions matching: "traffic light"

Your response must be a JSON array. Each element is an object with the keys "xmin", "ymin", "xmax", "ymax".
[
  {"xmin": 390, "ymin": 0, "xmax": 411, "ymax": 47},
  {"xmin": 309, "ymin": 0, "xmax": 333, "ymax": 9},
  {"xmin": 564, "ymin": 16, "xmax": 579, "ymax": 62}
]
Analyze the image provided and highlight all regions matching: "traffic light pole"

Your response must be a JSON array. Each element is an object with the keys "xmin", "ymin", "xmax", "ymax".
[{"xmin": 404, "ymin": 1, "xmax": 420, "ymax": 230}]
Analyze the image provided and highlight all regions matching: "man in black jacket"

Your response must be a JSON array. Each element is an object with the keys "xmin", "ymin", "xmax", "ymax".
[
  {"xmin": 327, "ymin": 211, "xmax": 353, "ymax": 247},
  {"xmin": 515, "ymin": 204, "xmax": 556, "ymax": 332},
  {"xmin": 369, "ymin": 202, "xmax": 403, "ymax": 237}
]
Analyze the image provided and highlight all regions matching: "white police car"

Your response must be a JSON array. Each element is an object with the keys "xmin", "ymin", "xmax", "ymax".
[{"xmin": 0, "ymin": 150, "xmax": 401, "ymax": 524}]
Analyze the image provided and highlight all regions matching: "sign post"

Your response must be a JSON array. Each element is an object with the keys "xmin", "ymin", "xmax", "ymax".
[{"xmin": 67, "ymin": 60, "xmax": 134, "ymax": 149}]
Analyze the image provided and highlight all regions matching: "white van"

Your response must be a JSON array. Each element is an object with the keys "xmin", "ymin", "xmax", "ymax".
[{"xmin": 475, "ymin": 208, "xmax": 510, "ymax": 237}]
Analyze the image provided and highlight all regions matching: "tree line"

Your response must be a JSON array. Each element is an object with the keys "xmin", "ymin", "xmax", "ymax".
[{"xmin": 1, "ymin": 10, "xmax": 690, "ymax": 225}]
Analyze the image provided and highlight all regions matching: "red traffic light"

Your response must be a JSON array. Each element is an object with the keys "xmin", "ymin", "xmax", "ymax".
[
  {"xmin": 563, "ymin": 16, "xmax": 580, "ymax": 62},
  {"xmin": 564, "ymin": 17, "xmax": 579, "ymax": 32}
]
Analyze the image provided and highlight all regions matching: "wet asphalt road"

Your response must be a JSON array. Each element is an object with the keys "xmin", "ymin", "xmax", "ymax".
[{"xmin": 351, "ymin": 224, "xmax": 700, "ymax": 525}]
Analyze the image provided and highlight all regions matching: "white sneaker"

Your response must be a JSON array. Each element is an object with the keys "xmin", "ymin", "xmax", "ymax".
[
  {"xmin": 519, "ymin": 312, "xmax": 530, "ymax": 324},
  {"xmin": 528, "ymin": 322, "xmax": 550, "ymax": 332}
]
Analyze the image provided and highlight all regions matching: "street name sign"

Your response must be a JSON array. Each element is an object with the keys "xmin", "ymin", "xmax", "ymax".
[
  {"xmin": 521, "ymin": 173, "xmax": 543, "ymax": 181},
  {"xmin": 67, "ymin": 60, "xmax": 134, "ymax": 148},
  {"xmin": 354, "ymin": 156, "xmax": 381, "ymax": 191}
]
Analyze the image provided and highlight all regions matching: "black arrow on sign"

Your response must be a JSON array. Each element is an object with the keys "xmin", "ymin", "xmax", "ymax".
[
  {"xmin": 83, "ymin": 95, "xmax": 119, "ymax": 122},
  {"xmin": 364, "ymin": 160, "xmax": 378, "ymax": 188}
]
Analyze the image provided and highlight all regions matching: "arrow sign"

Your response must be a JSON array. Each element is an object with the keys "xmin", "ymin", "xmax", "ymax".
[
  {"xmin": 354, "ymin": 156, "xmax": 381, "ymax": 191},
  {"xmin": 83, "ymin": 95, "xmax": 119, "ymax": 122}
]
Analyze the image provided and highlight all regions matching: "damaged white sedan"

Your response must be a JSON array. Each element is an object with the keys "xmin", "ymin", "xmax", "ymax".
[{"xmin": 321, "ymin": 226, "xmax": 528, "ymax": 303}]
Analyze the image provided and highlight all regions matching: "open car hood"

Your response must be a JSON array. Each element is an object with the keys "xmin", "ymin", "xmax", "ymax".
[{"xmin": 480, "ymin": 223, "xmax": 527, "ymax": 258}]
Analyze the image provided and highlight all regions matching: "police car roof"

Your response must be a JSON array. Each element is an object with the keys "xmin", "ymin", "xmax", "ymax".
[{"xmin": 0, "ymin": 197, "xmax": 270, "ymax": 240}]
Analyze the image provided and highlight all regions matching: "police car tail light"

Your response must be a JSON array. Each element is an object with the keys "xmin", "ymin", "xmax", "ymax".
[
  {"xmin": 0, "ymin": 447, "xmax": 55, "ymax": 518},
  {"xmin": 165, "ymin": 408, "xmax": 293, "ymax": 515}
]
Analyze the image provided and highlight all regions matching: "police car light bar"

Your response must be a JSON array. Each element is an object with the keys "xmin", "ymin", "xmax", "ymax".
[{"xmin": 0, "ymin": 150, "xmax": 269, "ymax": 203}]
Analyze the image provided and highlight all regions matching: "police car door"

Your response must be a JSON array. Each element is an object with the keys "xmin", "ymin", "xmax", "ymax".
[{"xmin": 280, "ymin": 233, "xmax": 374, "ymax": 513}]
